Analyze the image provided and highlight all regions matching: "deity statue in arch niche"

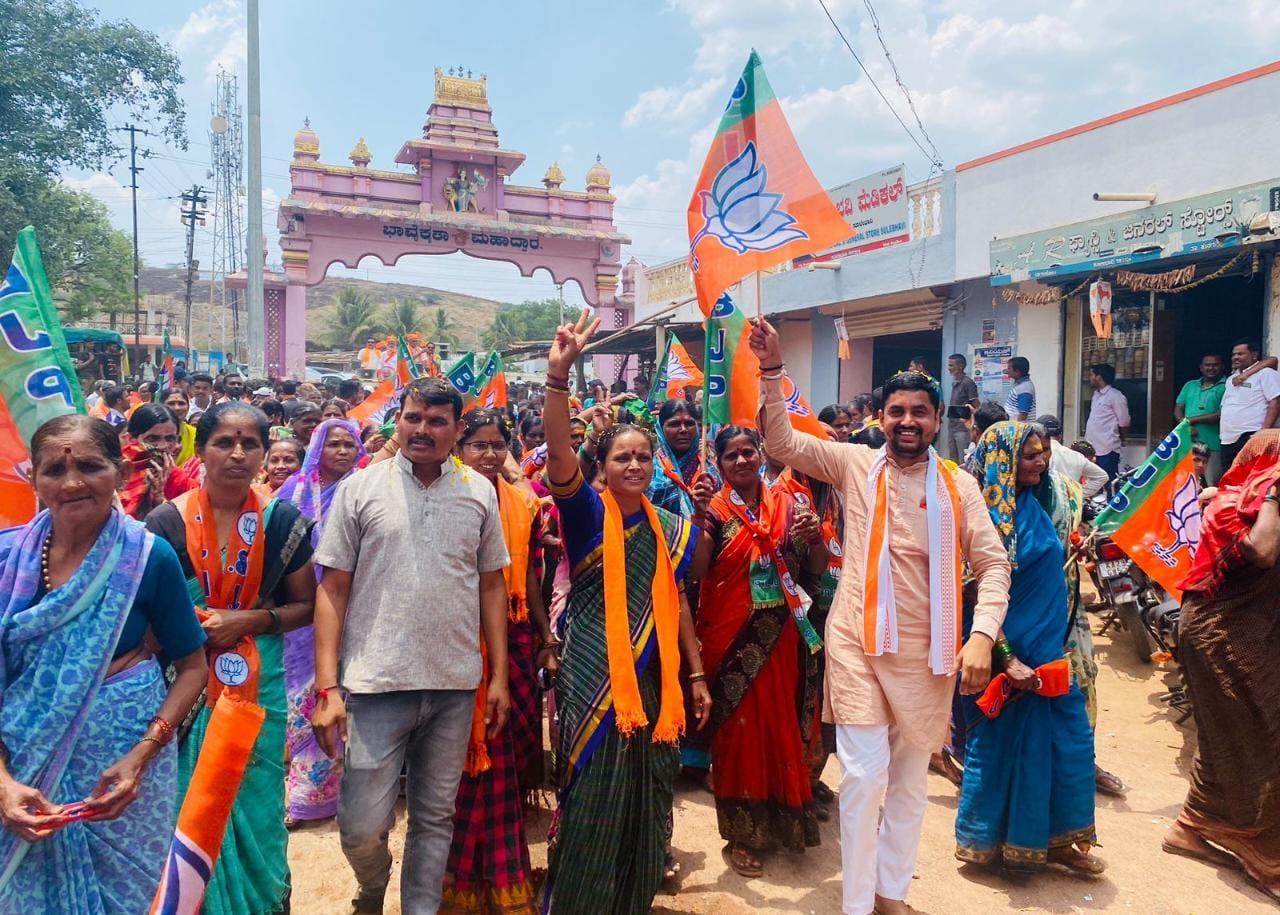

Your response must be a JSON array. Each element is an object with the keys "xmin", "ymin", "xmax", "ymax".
[{"xmin": 443, "ymin": 166, "xmax": 489, "ymax": 213}]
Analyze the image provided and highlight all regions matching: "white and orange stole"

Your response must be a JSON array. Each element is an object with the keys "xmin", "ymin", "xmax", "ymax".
[{"xmin": 862, "ymin": 449, "xmax": 963, "ymax": 675}]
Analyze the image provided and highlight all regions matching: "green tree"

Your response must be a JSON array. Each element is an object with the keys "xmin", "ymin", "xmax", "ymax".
[
  {"xmin": 432, "ymin": 306, "xmax": 459, "ymax": 345},
  {"xmin": 0, "ymin": 0, "xmax": 187, "ymax": 177},
  {"xmin": 482, "ymin": 299, "xmax": 581, "ymax": 350},
  {"xmin": 331, "ymin": 287, "xmax": 378, "ymax": 348},
  {"xmin": 382, "ymin": 297, "xmax": 422, "ymax": 338},
  {"xmin": 0, "ymin": 175, "xmax": 134, "ymax": 323}
]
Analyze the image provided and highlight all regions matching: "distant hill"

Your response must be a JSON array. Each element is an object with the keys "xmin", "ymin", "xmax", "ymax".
[{"xmin": 139, "ymin": 268, "xmax": 502, "ymax": 350}]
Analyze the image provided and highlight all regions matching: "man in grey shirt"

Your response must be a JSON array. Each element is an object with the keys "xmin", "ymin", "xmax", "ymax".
[
  {"xmin": 946, "ymin": 353, "xmax": 980, "ymax": 462},
  {"xmin": 311, "ymin": 377, "xmax": 511, "ymax": 915}
]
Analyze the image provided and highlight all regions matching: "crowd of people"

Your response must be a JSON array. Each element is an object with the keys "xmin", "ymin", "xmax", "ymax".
[{"xmin": 0, "ymin": 317, "xmax": 1276, "ymax": 914}]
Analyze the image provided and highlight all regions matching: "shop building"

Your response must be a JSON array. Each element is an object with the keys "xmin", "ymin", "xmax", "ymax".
[{"xmin": 949, "ymin": 59, "xmax": 1280, "ymax": 461}]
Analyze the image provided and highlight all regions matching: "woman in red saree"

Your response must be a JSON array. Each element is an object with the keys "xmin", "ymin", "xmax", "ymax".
[{"xmin": 692, "ymin": 425, "xmax": 827, "ymax": 877}]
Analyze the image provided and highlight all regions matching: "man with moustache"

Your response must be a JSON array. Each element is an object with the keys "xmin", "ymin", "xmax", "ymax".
[
  {"xmin": 310, "ymin": 376, "xmax": 512, "ymax": 914},
  {"xmin": 749, "ymin": 321, "xmax": 1011, "ymax": 915}
]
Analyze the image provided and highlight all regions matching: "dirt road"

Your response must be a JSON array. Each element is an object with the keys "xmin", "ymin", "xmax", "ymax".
[{"xmin": 288, "ymin": 622, "xmax": 1275, "ymax": 914}]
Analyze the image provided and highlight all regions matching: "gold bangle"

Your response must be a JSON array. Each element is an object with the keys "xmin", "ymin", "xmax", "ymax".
[{"xmin": 687, "ymin": 671, "xmax": 706, "ymax": 683}]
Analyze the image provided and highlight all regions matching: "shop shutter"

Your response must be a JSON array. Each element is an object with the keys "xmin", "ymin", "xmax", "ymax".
[{"xmin": 837, "ymin": 297, "xmax": 944, "ymax": 340}]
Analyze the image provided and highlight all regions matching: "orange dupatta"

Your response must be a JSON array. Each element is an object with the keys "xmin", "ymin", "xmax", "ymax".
[
  {"xmin": 177, "ymin": 487, "xmax": 267, "ymax": 706},
  {"xmin": 465, "ymin": 477, "xmax": 538, "ymax": 776},
  {"xmin": 602, "ymin": 490, "xmax": 684, "ymax": 743}
]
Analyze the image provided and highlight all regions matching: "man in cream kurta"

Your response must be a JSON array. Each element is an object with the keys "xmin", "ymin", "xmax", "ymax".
[{"xmin": 752, "ymin": 321, "xmax": 1010, "ymax": 915}]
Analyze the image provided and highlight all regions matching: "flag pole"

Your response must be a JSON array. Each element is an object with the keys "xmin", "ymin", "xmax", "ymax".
[{"xmin": 754, "ymin": 270, "xmax": 763, "ymax": 321}]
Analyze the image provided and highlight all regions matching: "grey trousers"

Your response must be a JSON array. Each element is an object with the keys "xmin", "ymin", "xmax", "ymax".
[
  {"xmin": 338, "ymin": 689, "xmax": 474, "ymax": 915},
  {"xmin": 947, "ymin": 422, "xmax": 971, "ymax": 464}
]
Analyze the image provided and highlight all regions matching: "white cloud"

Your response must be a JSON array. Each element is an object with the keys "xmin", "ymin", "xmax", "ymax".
[
  {"xmin": 173, "ymin": 0, "xmax": 245, "ymax": 83},
  {"xmin": 623, "ymin": 78, "xmax": 726, "ymax": 128}
]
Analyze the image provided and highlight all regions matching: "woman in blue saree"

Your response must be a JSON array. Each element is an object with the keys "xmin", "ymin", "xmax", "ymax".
[
  {"xmin": 646, "ymin": 399, "xmax": 702, "ymax": 517},
  {"xmin": 0, "ymin": 415, "xmax": 207, "ymax": 913},
  {"xmin": 956, "ymin": 421, "xmax": 1102, "ymax": 875}
]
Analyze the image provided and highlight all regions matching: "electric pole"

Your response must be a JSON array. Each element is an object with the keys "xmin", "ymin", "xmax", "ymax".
[
  {"xmin": 246, "ymin": 0, "xmax": 265, "ymax": 376},
  {"xmin": 180, "ymin": 186, "xmax": 209, "ymax": 356},
  {"xmin": 114, "ymin": 125, "xmax": 150, "ymax": 350}
]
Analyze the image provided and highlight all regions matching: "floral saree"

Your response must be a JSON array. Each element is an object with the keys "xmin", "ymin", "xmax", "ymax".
[{"xmin": 696, "ymin": 484, "xmax": 819, "ymax": 852}]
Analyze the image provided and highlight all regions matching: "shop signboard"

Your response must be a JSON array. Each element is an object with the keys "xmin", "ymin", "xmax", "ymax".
[
  {"xmin": 989, "ymin": 178, "xmax": 1280, "ymax": 285},
  {"xmin": 796, "ymin": 165, "xmax": 910, "ymax": 264}
]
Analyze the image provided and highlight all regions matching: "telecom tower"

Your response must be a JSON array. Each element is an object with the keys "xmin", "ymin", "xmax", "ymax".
[{"xmin": 208, "ymin": 66, "xmax": 245, "ymax": 358}]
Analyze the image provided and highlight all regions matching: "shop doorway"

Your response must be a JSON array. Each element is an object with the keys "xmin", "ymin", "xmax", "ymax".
[
  {"xmin": 1076, "ymin": 270, "xmax": 1265, "ymax": 451},
  {"xmin": 1151, "ymin": 273, "xmax": 1266, "ymax": 442},
  {"xmin": 871, "ymin": 330, "xmax": 943, "ymax": 388}
]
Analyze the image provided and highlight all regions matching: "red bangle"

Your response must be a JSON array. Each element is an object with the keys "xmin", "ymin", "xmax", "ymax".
[{"xmin": 315, "ymin": 686, "xmax": 338, "ymax": 701}]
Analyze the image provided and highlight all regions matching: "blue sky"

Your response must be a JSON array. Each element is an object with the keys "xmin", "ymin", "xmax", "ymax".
[{"xmin": 67, "ymin": 0, "xmax": 1280, "ymax": 308}]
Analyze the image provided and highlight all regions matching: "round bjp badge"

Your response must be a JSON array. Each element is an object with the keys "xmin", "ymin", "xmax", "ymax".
[
  {"xmin": 236, "ymin": 511, "xmax": 259, "ymax": 545},
  {"xmin": 215, "ymin": 651, "xmax": 251, "ymax": 687}
]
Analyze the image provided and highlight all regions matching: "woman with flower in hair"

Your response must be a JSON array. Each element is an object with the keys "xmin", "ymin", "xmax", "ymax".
[{"xmin": 540, "ymin": 313, "xmax": 711, "ymax": 914}]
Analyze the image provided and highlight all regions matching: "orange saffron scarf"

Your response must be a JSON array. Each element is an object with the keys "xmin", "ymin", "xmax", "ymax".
[
  {"xmin": 177, "ymin": 487, "xmax": 267, "ymax": 706},
  {"xmin": 465, "ymin": 477, "xmax": 538, "ymax": 776},
  {"xmin": 602, "ymin": 490, "xmax": 684, "ymax": 743}
]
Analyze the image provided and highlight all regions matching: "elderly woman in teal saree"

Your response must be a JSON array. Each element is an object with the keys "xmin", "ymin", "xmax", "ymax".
[
  {"xmin": 0, "ymin": 415, "xmax": 207, "ymax": 913},
  {"xmin": 956, "ymin": 422, "xmax": 1101, "ymax": 875}
]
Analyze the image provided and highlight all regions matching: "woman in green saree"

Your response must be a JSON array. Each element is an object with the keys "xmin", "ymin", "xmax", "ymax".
[
  {"xmin": 145, "ymin": 401, "xmax": 316, "ymax": 914},
  {"xmin": 540, "ymin": 314, "xmax": 712, "ymax": 914}
]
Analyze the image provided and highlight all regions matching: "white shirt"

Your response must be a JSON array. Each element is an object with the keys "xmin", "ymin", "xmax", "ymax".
[
  {"xmin": 1220, "ymin": 366, "xmax": 1280, "ymax": 445},
  {"xmin": 1085, "ymin": 385, "xmax": 1130, "ymax": 456},
  {"xmin": 1049, "ymin": 440, "xmax": 1109, "ymax": 499}
]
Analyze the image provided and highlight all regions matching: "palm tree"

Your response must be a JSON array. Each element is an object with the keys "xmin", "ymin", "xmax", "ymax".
[
  {"xmin": 383, "ymin": 297, "xmax": 422, "ymax": 338},
  {"xmin": 482, "ymin": 309, "xmax": 523, "ymax": 351},
  {"xmin": 331, "ymin": 287, "xmax": 378, "ymax": 348},
  {"xmin": 432, "ymin": 306, "xmax": 459, "ymax": 345}
]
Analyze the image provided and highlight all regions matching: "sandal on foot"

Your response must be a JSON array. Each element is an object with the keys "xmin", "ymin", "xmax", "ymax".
[
  {"xmin": 1048, "ymin": 846, "xmax": 1106, "ymax": 875},
  {"xmin": 663, "ymin": 852, "xmax": 682, "ymax": 882},
  {"xmin": 725, "ymin": 842, "xmax": 763, "ymax": 878},
  {"xmin": 1161, "ymin": 837, "xmax": 1243, "ymax": 871},
  {"xmin": 1094, "ymin": 767, "xmax": 1127, "ymax": 797}
]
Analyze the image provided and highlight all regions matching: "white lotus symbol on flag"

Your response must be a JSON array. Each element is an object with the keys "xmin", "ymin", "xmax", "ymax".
[
  {"xmin": 666, "ymin": 352, "xmax": 691, "ymax": 382},
  {"xmin": 690, "ymin": 142, "xmax": 808, "ymax": 271},
  {"xmin": 1152, "ymin": 474, "xmax": 1202, "ymax": 567}
]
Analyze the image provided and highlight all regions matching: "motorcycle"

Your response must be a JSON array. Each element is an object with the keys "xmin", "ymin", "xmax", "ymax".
[{"xmin": 1086, "ymin": 533, "xmax": 1158, "ymax": 664}]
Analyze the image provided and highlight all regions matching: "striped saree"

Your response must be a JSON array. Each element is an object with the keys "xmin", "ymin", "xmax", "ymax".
[{"xmin": 545, "ymin": 476, "xmax": 696, "ymax": 915}]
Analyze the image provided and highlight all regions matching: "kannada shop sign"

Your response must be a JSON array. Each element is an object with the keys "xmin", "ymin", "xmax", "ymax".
[
  {"xmin": 796, "ymin": 165, "xmax": 910, "ymax": 264},
  {"xmin": 989, "ymin": 178, "xmax": 1280, "ymax": 285}
]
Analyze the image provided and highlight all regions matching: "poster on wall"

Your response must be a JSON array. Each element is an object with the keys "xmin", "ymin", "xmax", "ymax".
[
  {"xmin": 795, "ymin": 165, "xmax": 911, "ymax": 265},
  {"xmin": 981, "ymin": 319, "xmax": 997, "ymax": 344},
  {"xmin": 971, "ymin": 343, "xmax": 1013, "ymax": 400}
]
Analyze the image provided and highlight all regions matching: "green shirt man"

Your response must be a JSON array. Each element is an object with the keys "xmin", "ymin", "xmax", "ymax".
[{"xmin": 1174, "ymin": 354, "xmax": 1226, "ymax": 450}]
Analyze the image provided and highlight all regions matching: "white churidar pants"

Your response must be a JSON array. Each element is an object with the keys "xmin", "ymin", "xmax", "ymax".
[{"xmin": 836, "ymin": 723, "xmax": 933, "ymax": 915}]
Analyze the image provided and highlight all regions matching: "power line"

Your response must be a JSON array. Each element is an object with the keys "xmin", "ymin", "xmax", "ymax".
[
  {"xmin": 860, "ymin": 0, "xmax": 943, "ymax": 168},
  {"xmin": 814, "ymin": 0, "xmax": 943, "ymax": 170}
]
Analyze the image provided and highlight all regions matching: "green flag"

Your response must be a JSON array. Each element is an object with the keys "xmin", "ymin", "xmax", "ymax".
[
  {"xmin": 446, "ymin": 352, "xmax": 477, "ymax": 407},
  {"xmin": 0, "ymin": 226, "xmax": 84, "ymax": 527},
  {"xmin": 702, "ymin": 292, "xmax": 757, "ymax": 428}
]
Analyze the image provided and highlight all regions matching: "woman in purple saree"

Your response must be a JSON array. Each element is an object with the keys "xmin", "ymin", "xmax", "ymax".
[{"xmin": 275, "ymin": 418, "xmax": 365, "ymax": 824}]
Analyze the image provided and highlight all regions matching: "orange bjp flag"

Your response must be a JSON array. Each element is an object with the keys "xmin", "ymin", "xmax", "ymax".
[
  {"xmin": 1094, "ymin": 422, "xmax": 1199, "ymax": 602},
  {"xmin": 687, "ymin": 50, "xmax": 852, "ymax": 316}
]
